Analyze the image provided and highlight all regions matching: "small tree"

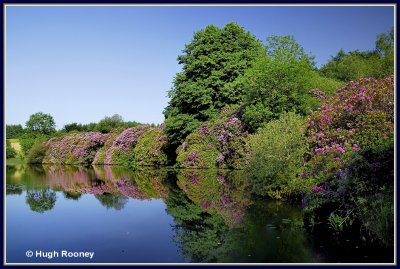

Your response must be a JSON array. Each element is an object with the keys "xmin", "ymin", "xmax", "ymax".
[
  {"xmin": 25, "ymin": 112, "xmax": 56, "ymax": 135},
  {"xmin": 95, "ymin": 114, "xmax": 124, "ymax": 133}
]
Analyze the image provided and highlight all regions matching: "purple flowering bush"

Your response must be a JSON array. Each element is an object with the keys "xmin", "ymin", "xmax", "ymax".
[
  {"xmin": 303, "ymin": 77, "xmax": 394, "ymax": 245},
  {"xmin": 176, "ymin": 105, "xmax": 251, "ymax": 169},
  {"xmin": 43, "ymin": 132, "xmax": 109, "ymax": 165},
  {"xmin": 99, "ymin": 125, "xmax": 150, "ymax": 166},
  {"xmin": 92, "ymin": 128, "xmax": 125, "ymax": 165}
]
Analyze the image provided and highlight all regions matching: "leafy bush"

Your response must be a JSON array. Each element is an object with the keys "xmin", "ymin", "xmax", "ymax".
[
  {"xmin": 303, "ymin": 76, "xmax": 394, "ymax": 245},
  {"xmin": 133, "ymin": 127, "xmax": 168, "ymax": 166},
  {"xmin": 92, "ymin": 128, "xmax": 124, "ymax": 165},
  {"xmin": 163, "ymin": 113, "xmax": 201, "ymax": 147},
  {"xmin": 246, "ymin": 112, "xmax": 309, "ymax": 199},
  {"xmin": 176, "ymin": 132, "xmax": 220, "ymax": 169},
  {"xmin": 101, "ymin": 125, "xmax": 150, "ymax": 166},
  {"xmin": 27, "ymin": 140, "xmax": 47, "ymax": 164},
  {"xmin": 176, "ymin": 106, "xmax": 251, "ymax": 169},
  {"xmin": 43, "ymin": 132, "xmax": 108, "ymax": 165},
  {"xmin": 6, "ymin": 140, "xmax": 17, "ymax": 159},
  {"xmin": 19, "ymin": 133, "xmax": 48, "ymax": 156}
]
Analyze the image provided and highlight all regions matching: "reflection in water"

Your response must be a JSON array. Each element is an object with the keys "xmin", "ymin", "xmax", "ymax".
[
  {"xmin": 95, "ymin": 194, "xmax": 128, "ymax": 210},
  {"xmin": 6, "ymin": 164, "xmax": 392, "ymax": 263},
  {"xmin": 26, "ymin": 189, "xmax": 57, "ymax": 213}
]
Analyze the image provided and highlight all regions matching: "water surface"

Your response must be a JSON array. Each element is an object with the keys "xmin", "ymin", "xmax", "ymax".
[{"xmin": 5, "ymin": 165, "xmax": 392, "ymax": 263}]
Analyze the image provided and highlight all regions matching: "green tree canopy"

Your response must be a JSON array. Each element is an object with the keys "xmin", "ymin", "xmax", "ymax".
[
  {"xmin": 95, "ymin": 114, "xmax": 124, "ymax": 133},
  {"xmin": 266, "ymin": 35, "xmax": 315, "ymax": 67},
  {"xmin": 25, "ymin": 112, "xmax": 56, "ymax": 135},
  {"xmin": 6, "ymin": 124, "xmax": 24, "ymax": 139},
  {"xmin": 26, "ymin": 189, "xmax": 57, "ymax": 213},
  {"xmin": 320, "ymin": 28, "xmax": 394, "ymax": 81},
  {"xmin": 164, "ymin": 22, "xmax": 265, "ymax": 146},
  {"xmin": 239, "ymin": 35, "xmax": 322, "ymax": 132}
]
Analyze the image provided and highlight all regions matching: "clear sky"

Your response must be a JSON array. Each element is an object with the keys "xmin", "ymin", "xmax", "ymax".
[{"xmin": 5, "ymin": 5, "xmax": 394, "ymax": 129}]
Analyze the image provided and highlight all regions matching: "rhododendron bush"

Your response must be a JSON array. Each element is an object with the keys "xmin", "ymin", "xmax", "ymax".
[
  {"xmin": 303, "ymin": 77, "xmax": 394, "ymax": 245},
  {"xmin": 133, "ymin": 126, "xmax": 168, "ymax": 166},
  {"xmin": 176, "ymin": 106, "xmax": 251, "ymax": 169},
  {"xmin": 41, "ymin": 125, "xmax": 168, "ymax": 167},
  {"xmin": 43, "ymin": 132, "xmax": 109, "ymax": 165}
]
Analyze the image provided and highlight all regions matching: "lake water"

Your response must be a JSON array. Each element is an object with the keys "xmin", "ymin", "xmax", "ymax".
[{"xmin": 5, "ymin": 164, "xmax": 393, "ymax": 264}]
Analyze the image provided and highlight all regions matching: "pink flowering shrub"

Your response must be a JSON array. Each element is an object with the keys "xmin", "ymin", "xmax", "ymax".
[
  {"xmin": 176, "ymin": 105, "xmax": 251, "ymax": 169},
  {"xmin": 304, "ymin": 76, "xmax": 394, "ymax": 186},
  {"xmin": 99, "ymin": 125, "xmax": 150, "ymax": 166},
  {"xmin": 43, "ymin": 132, "xmax": 109, "ymax": 165},
  {"xmin": 303, "ymin": 77, "xmax": 394, "ymax": 245},
  {"xmin": 92, "ymin": 128, "xmax": 124, "ymax": 165}
]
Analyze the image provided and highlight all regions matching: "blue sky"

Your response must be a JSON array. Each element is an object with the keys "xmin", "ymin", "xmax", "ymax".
[{"xmin": 6, "ymin": 5, "xmax": 394, "ymax": 129}]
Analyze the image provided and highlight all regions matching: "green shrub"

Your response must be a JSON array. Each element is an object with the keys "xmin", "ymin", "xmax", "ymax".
[
  {"xmin": 176, "ymin": 132, "xmax": 220, "ymax": 169},
  {"xmin": 6, "ymin": 140, "xmax": 17, "ymax": 159},
  {"xmin": 133, "ymin": 127, "xmax": 168, "ymax": 166},
  {"xmin": 246, "ymin": 112, "xmax": 309, "ymax": 199},
  {"xmin": 164, "ymin": 113, "xmax": 201, "ymax": 148},
  {"xmin": 27, "ymin": 140, "xmax": 47, "ymax": 164}
]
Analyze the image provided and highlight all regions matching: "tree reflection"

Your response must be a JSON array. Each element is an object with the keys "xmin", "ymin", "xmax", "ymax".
[
  {"xmin": 95, "ymin": 193, "xmax": 128, "ymax": 210},
  {"xmin": 165, "ymin": 183, "xmax": 228, "ymax": 262},
  {"xmin": 6, "ymin": 183, "xmax": 23, "ymax": 196},
  {"xmin": 166, "ymin": 170, "xmax": 320, "ymax": 263},
  {"xmin": 25, "ymin": 189, "xmax": 57, "ymax": 213},
  {"xmin": 62, "ymin": 191, "xmax": 82, "ymax": 200}
]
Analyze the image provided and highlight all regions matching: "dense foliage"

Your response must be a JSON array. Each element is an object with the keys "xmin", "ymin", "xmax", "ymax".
[
  {"xmin": 6, "ymin": 124, "xmax": 24, "ymax": 139},
  {"xmin": 6, "ymin": 140, "xmax": 17, "ymax": 159},
  {"xmin": 133, "ymin": 126, "xmax": 168, "ymax": 166},
  {"xmin": 320, "ymin": 29, "xmax": 393, "ymax": 81},
  {"xmin": 43, "ymin": 132, "xmax": 109, "ymax": 165},
  {"xmin": 27, "ymin": 140, "xmax": 47, "ymax": 164},
  {"xmin": 176, "ymin": 106, "xmax": 251, "ymax": 169},
  {"xmin": 164, "ymin": 22, "xmax": 265, "ymax": 146},
  {"xmin": 302, "ymin": 77, "xmax": 394, "ymax": 245},
  {"xmin": 25, "ymin": 112, "xmax": 56, "ymax": 135},
  {"xmin": 239, "ymin": 35, "xmax": 341, "ymax": 132},
  {"xmin": 247, "ymin": 112, "xmax": 310, "ymax": 199}
]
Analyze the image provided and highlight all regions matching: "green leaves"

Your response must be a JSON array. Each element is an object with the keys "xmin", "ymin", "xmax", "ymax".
[
  {"xmin": 246, "ymin": 112, "xmax": 308, "ymax": 199},
  {"xmin": 25, "ymin": 112, "xmax": 56, "ymax": 135},
  {"xmin": 164, "ymin": 23, "xmax": 264, "ymax": 147},
  {"xmin": 320, "ymin": 29, "xmax": 394, "ymax": 82}
]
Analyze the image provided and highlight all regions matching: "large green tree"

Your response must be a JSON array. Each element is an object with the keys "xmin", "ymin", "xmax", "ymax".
[
  {"xmin": 239, "ymin": 35, "xmax": 336, "ymax": 132},
  {"xmin": 25, "ymin": 112, "xmax": 56, "ymax": 135},
  {"xmin": 164, "ymin": 22, "xmax": 265, "ymax": 146}
]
